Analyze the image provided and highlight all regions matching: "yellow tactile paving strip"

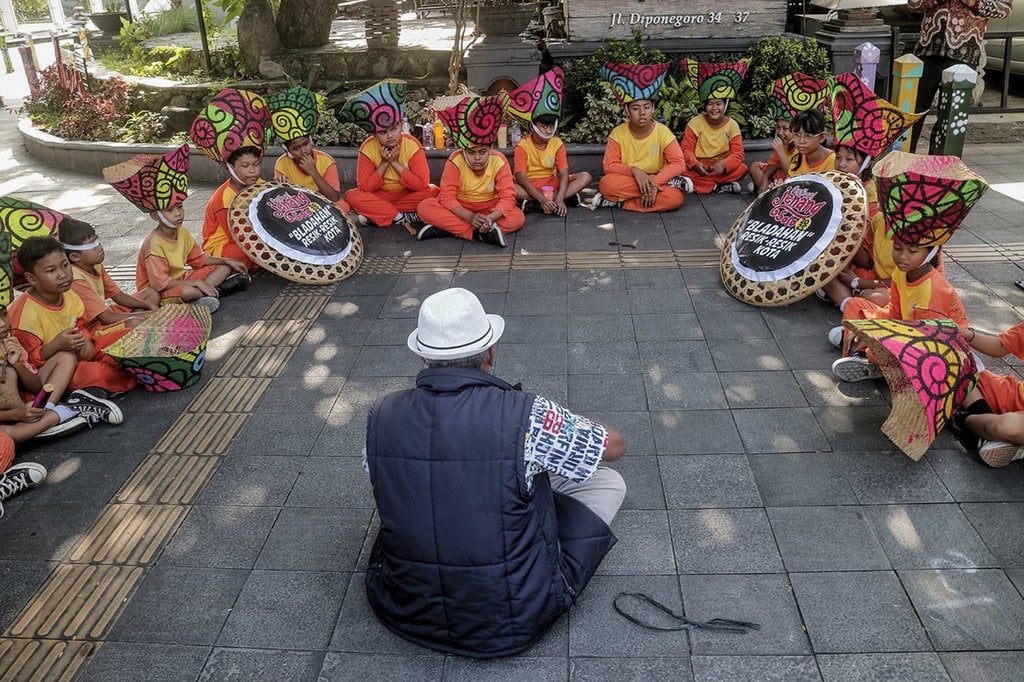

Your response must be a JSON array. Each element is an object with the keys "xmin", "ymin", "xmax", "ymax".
[{"xmin": 0, "ymin": 293, "xmax": 330, "ymax": 680}]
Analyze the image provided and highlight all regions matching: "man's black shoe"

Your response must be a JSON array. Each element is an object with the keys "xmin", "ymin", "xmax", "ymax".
[
  {"xmin": 475, "ymin": 227, "xmax": 506, "ymax": 248},
  {"xmin": 216, "ymin": 272, "xmax": 250, "ymax": 297}
]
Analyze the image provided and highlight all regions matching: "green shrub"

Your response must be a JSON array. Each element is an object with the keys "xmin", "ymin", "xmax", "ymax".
[
  {"xmin": 739, "ymin": 35, "xmax": 831, "ymax": 138},
  {"xmin": 145, "ymin": 6, "xmax": 200, "ymax": 36}
]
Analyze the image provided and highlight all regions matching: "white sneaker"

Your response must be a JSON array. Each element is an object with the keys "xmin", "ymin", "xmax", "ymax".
[
  {"xmin": 746, "ymin": 181, "xmax": 756, "ymax": 194},
  {"xmin": 831, "ymin": 355, "xmax": 883, "ymax": 382},
  {"xmin": 978, "ymin": 439, "xmax": 1024, "ymax": 468},
  {"xmin": 354, "ymin": 213, "xmax": 369, "ymax": 226},
  {"xmin": 827, "ymin": 326, "xmax": 844, "ymax": 349},
  {"xmin": 35, "ymin": 414, "xmax": 89, "ymax": 440},
  {"xmin": 194, "ymin": 296, "xmax": 220, "ymax": 313}
]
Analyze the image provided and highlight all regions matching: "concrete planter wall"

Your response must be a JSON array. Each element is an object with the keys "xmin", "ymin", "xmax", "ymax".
[{"xmin": 19, "ymin": 117, "xmax": 770, "ymax": 185}]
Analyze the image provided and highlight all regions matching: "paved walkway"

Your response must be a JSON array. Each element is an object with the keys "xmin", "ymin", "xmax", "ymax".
[{"xmin": 1, "ymin": 98, "xmax": 1024, "ymax": 680}]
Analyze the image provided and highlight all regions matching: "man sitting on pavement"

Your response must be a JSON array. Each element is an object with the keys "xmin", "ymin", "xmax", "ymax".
[{"xmin": 363, "ymin": 287, "xmax": 627, "ymax": 658}]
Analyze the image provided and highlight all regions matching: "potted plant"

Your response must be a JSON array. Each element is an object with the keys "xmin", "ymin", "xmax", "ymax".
[
  {"xmin": 89, "ymin": 0, "xmax": 130, "ymax": 35},
  {"xmin": 475, "ymin": 0, "xmax": 536, "ymax": 38}
]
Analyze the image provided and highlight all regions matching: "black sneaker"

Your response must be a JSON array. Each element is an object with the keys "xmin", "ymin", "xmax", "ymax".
[
  {"xmin": 476, "ymin": 226, "xmax": 506, "ymax": 248},
  {"xmin": 66, "ymin": 389, "xmax": 123, "ymax": 425},
  {"xmin": 0, "ymin": 462, "xmax": 47, "ymax": 517},
  {"xmin": 35, "ymin": 415, "xmax": 89, "ymax": 440},
  {"xmin": 417, "ymin": 225, "xmax": 449, "ymax": 241},
  {"xmin": 521, "ymin": 199, "xmax": 539, "ymax": 214},
  {"xmin": 216, "ymin": 272, "xmax": 251, "ymax": 298},
  {"xmin": 401, "ymin": 211, "xmax": 422, "ymax": 225},
  {"xmin": 565, "ymin": 193, "xmax": 581, "ymax": 208}
]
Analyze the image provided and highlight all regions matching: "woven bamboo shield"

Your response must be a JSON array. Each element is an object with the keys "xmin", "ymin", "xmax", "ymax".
[
  {"xmin": 843, "ymin": 318, "xmax": 978, "ymax": 461},
  {"xmin": 228, "ymin": 182, "xmax": 363, "ymax": 284},
  {"xmin": 720, "ymin": 171, "xmax": 868, "ymax": 307}
]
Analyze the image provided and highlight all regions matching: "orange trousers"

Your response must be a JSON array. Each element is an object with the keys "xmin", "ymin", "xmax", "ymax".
[
  {"xmin": 978, "ymin": 371, "xmax": 1024, "ymax": 414},
  {"xmin": 345, "ymin": 186, "xmax": 439, "ymax": 227},
  {"xmin": 680, "ymin": 163, "xmax": 748, "ymax": 194},
  {"xmin": 417, "ymin": 198, "xmax": 525, "ymax": 240},
  {"xmin": 73, "ymin": 353, "xmax": 138, "ymax": 395},
  {"xmin": 159, "ymin": 265, "xmax": 221, "ymax": 301},
  {"xmin": 207, "ymin": 242, "xmax": 256, "ymax": 273},
  {"xmin": 597, "ymin": 174, "xmax": 684, "ymax": 213}
]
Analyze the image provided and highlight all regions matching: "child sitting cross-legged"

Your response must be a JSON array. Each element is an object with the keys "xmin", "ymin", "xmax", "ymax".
[
  {"xmin": 416, "ymin": 96, "xmax": 524, "ymax": 248},
  {"xmin": 676, "ymin": 59, "xmax": 749, "ymax": 195},
  {"xmin": 341, "ymin": 79, "xmax": 438, "ymax": 228},
  {"xmin": 8, "ymin": 236, "xmax": 134, "ymax": 420},
  {"xmin": 830, "ymin": 152, "xmax": 985, "ymax": 382},
  {"xmin": 58, "ymin": 217, "xmax": 158, "ymax": 348},
  {"xmin": 508, "ymin": 68, "xmax": 592, "ymax": 216},
  {"xmin": 592, "ymin": 62, "xmax": 685, "ymax": 212},
  {"xmin": 103, "ymin": 146, "xmax": 249, "ymax": 314}
]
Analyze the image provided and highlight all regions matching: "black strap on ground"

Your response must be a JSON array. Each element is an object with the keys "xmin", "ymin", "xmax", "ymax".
[{"xmin": 613, "ymin": 592, "xmax": 761, "ymax": 634}]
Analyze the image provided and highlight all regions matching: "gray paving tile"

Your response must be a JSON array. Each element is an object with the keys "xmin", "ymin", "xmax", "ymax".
[
  {"xmin": 568, "ymin": 289, "xmax": 631, "ymax": 315},
  {"xmin": 350, "ymin": 345, "xmax": 423, "ymax": 377},
  {"xmin": 720, "ymin": 370, "xmax": 808, "ymax": 409},
  {"xmin": 0, "ymin": 560, "xmax": 55, "ymax": 632},
  {"xmin": 22, "ymin": 450, "xmax": 143, "ymax": 506},
  {"xmin": 319, "ymin": 295, "xmax": 388, "ymax": 320},
  {"xmin": 680, "ymin": 574, "xmax": 811, "ymax": 655},
  {"xmin": 570, "ymin": 269, "xmax": 626, "ymax": 291},
  {"xmin": 287, "ymin": 457, "xmax": 375, "ymax": 509},
  {"xmin": 495, "ymin": 343, "xmax": 567, "ymax": 375},
  {"xmin": 690, "ymin": 655, "xmax": 821, "ymax": 682},
  {"xmin": 625, "ymin": 268, "xmax": 686, "ymax": 289},
  {"xmin": 197, "ymin": 456, "xmax": 303, "ymax": 506},
  {"xmin": 901, "ymin": 569, "xmax": 1024, "ymax": 650},
  {"xmin": 568, "ymin": 374, "xmax": 647, "ymax": 413},
  {"xmin": 567, "ymin": 314, "xmax": 635, "ymax": 343},
  {"xmin": 568, "ymin": 575, "xmax": 689, "ymax": 657},
  {"xmin": 218, "ymin": 569, "xmax": 347, "ymax": 650},
  {"xmin": 518, "ymin": 374, "xmax": 569, "ymax": 406},
  {"xmin": 503, "ymin": 314, "xmax": 569, "ymax": 344},
  {"xmin": 660, "ymin": 454, "xmax": 761, "ymax": 508},
  {"xmin": 227, "ymin": 412, "xmax": 323, "ymax": 457},
  {"xmin": 598, "ymin": 510, "xmax": 675, "ymax": 575},
  {"xmin": 607, "ymin": 456, "xmax": 665, "ymax": 510},
  {"xmin": 568, "ymin": 342, "xmax": 640, "ymax": 374},
  {"xmin": 109, "ymin": 566, "xmax": 248, "ymax": 645},
  {"xmin": 697, "ymin": 311, "xmax": 771, "ymax": 341},
  {"xmin": 161, "ymin": 505, "xmax": 279, "ymax": 569},
  {"xmin": 791, "ymin": 369, "xmax": 890, "ymax": 407},
  {"xmin": 627, "ymin": 288, "xmax": 695, "ymax": 314},
  {"xmin": 588, "ymin": 411, "xmax": 655, "ymax": 456},
  {"xmin": 813, "ymin": 405, "xmax": 906, "ymax": 452},
  {"xmin": 330, "ymin": 573, "xmax": 444, "ymax": 655},
  {"xmin": 79, "ymin": 642, "xmax": 210, "ymax": 682},
  {"xmin": 927, "ymin": 449, "xmax": 1024, "ymax": 502},
  {"xmin": 768, "ymin": 507, "xmax": 891, "ymax": 572},
  {"xmin": 790, "ymin": 571, "xmax": 930, "ymax": 653},
  {"xmin": 680, "ymin": 267, "xmax": 722, "ymax": 288},
  {"xmin": 318, "ymin": 653, "xmax": 444, "ymax": 682},
  {"xmin": 365, "ymin": 317, "xmax": 421, "ymax": 346},
  {"xmin": 778, "ymin": 336, "xmax": 844, "ymax": 371},
  {"xmin": 939, "ymin": 651, "xmax": 1024, "ymax": 682},
  {"xmin": 569, "ymin": 657, "xmax": 692, "ymax": 681},
  {"xmin": 748, "ymin": 453, "xmax": 859, "ymax": 507},
  {"xmin": 651, "ymin": 410, "xmax": 743, "ymax": 455},
  {"xmin": 817, "ymin": 653, "xmax": 950, "ymax": 682},
  {"xmin": 639, "ymin": 340, "xmax": 716, "ymax": 372},
  {"xmin": 258, "ymin": 375, "xmax": 346, "ymax": 413},
  {"xmin": 733, "ymin": 408, "xmax": 831, "ymax": 454},
  {"xmin": 838, "ymin": 451, "xmax": 954, "ymax": 504},
  {"xmin": 199, "ymin": 648, "xmax": 325, "ymax": 681},
  {"xmin": 669, "ymin": 508, "xmax": 784, "ymax": 573},
  {"xmin": 0, "ymin": 501, "xmax": 97, "ymax": 561},
  {"xmin": 690, "ymin": 286, "xmax": 756, "ymax": 316},
  {"xmin": 644, "ymin": 371, "xmax": 728, "ymax": 410},
  {"xmin": 961, "ymin": 503, "xmax": 1024, "ymax": 566},
  {"xmin": 508, "ymin": 270, "xmax": 569, "ymax": 292},
  {"xmin": 284, "ymin": 343, "xmax": 362, "ymax": 379},
  {"xmin": 256, "ymin": 507, "xmax": 372, "ymax": 571},
  {"xmin": 632, "ymin": 312, "xmax": 704, "ymax": 341},
  {"xmin": 864, "ymin": 504, "xmax": 997, "ymax": 569},
  {"xmin": 444, "ymin": 656, "xmax": 568, "ymax": 681},
  {"xmin": 452, "ymin": 269, "xmax": 511, "ymax": 293}
]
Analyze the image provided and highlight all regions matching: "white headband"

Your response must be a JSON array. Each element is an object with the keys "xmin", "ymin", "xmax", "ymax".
[
  {"xmin": 156, "ymin": 210, "xmax": 179, "ymax": 228},
  {"xmin": 62, "ymin": 239, "xmax": 100, "ymax": 251},
  {"xmin": 531, "ymin": 121, "xmax": 558, "ymax": 140}
]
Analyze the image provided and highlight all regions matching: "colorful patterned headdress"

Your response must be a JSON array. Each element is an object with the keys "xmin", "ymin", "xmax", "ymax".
[
  {"xmin": 189, "ymin": 88, "xmax": 271, "ymax": 165},
  {"xmin": 506, "ymin": 68, "xmax": 563, "ymax": 125},
  {"xmin": 600, "ymin": 62, "xmax": 670, "ymax": 105},
  {"xmin": 268, "ymin": 87, "xmax": 322, "ymax": 143},
  {"xmin": 0, "ymin": 196, "xmax": 66, "ymax": 302},
  {"xmin": 844, "ymin": 318, "xmax": 977, "ymax": 461},
  {"xmin": 102, "ymin": 145, "xmax": 190, "ymax": 213},
  {"xmin": 683, "ymin": 58, "xmax": 749, "ymax": 102},
  {"xmin": 767, "ymin": 72, "xmax": 828, "ymax": 121},
  {"xmin": 339, "ymin": 79, "xmax": 407, "ymax": 133},
  {"xmin": 436, "ymin": 96, "xmax": 505, "ymax": 148},
  {"xmin": 830, "ymin": 73, "xmax": 924, "ymax": 160},
  {"xmin": 873, "ymin": 151, "xmax": 988, "ymax": 247}
]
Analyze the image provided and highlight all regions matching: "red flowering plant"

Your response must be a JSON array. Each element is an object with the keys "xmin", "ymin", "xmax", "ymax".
[{"xmin": 22, "ymin": 66, "xmax": 134, "ymax": 141}]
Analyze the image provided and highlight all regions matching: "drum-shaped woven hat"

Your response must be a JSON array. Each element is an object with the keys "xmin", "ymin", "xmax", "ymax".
[
  {"xmin": 720, "ymin": 171, "xmax": 868, "ymax": 307},
  {"xmin": 228, "ymin": 182, "xmax": 363, "ymax": 284},
  {"xmin": 105, "ymin": 303, "xmax": 212, "ymax": 392},
  {"xmin": 842, "ymin": 318, "xmax": 978, "ymax": 461}
]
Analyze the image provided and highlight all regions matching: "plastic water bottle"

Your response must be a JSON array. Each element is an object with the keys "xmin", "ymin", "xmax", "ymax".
[
  {"xmin": 509, "ymin": 123, "xmax": 522, "ymax": 146},
  {"xmin": 421, "ymin": 123, "xmax": 433, "ymax": 149},
  {"xmin": 402, "ymin": 116, "xmax": 410, "ymax": 135}
]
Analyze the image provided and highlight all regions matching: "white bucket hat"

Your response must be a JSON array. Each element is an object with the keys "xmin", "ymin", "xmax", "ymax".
[{"xmin": 407, "ymin": 288, "xmax": 505, "ymax": 360}]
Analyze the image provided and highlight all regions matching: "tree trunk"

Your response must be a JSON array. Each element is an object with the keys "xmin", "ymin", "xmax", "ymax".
[
  {"xmin": 237, "ymin": 0, "xmax": 282, "ymax": 73},
  {"xmin": 276, "ymin": 0, "xmax": 337, "ymax": 49}
]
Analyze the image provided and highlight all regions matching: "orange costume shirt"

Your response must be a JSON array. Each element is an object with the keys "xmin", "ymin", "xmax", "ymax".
[
  {"xmin": 681, "ymin": 115, "xmax": 745, "ymax": 170},
  {"xmin": 514, "ymin": 136, "xmax": 568, "ymax": 182},
  {"xmin": 603, "ymin": 122, "xmax": 685, "ymax": 182},
  {"xmin": 355, "ymin": 134, "xmax": 431, "ymax": 194},
  {"xmin": 977, "ymin": 322, "xmax": 1024, "ymax": 414},
  {"xmin": 274, "ymin": 148, "xmax": 341, "ymax": 194},
  {"xmin": 789, "ymin": 150, "xmax": 836, "ymax": 176},
  {"xmin": 137, "ymin": 227, "xmax": 210, "ymax": 294},
  {"xmin": 70, "ymin": 264, "xmax": 134, "ymax": 346},
  {"xmin": 439, "ymin": 150, "xmax": 517, "ymax": 215}
]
